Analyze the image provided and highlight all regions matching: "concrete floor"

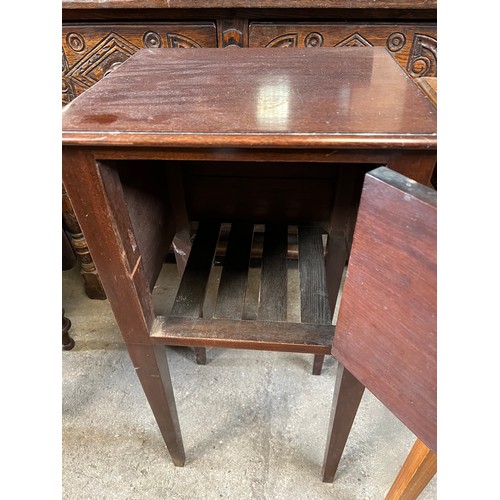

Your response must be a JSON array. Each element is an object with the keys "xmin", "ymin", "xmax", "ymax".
[{"xmin": 62, "ymin": 262, "xmax": 437, "ymax": 499}]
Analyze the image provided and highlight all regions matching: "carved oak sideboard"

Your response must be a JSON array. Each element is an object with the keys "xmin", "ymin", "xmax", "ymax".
[{"xmin": 62, "ymin": 0, "xmax": 437, "ymax": 299}]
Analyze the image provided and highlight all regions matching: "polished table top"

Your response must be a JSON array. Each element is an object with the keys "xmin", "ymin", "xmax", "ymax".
[
  {"xmin": 63, "ymin": 0, "xmax": 436, "ymax": 9},
  {"xmin": 62, "ymin": 47, "xmax": 437, "ymax": 149}
]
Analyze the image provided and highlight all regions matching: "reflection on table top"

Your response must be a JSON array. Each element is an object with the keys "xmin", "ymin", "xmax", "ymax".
[{"xmin": 62, "ymin": 47, "xmax": 437, "ymax": 149}]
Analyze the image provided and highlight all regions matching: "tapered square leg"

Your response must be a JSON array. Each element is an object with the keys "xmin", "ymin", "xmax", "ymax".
[
  {"xmin": 127, "ymin": 344, "xmax": 186, "ymax": 466},
  {"xmin": 316, "ymin": 169, "xmax": 364, "ymax": 376},
  {"xmin": 312, "ymin": 354, "xmax": 325, "ymax": 375},
  {"xmin": 322, "ymin": 363, "xmax": 365, "ymax": 482},
  {"xmin": 385, "ymin": 439, "xmax": 436, "ymax": 500},
  {"xmin": 63, "ymin": 150, "xmax": 186, "ymax": 466},
  {"xmin": 194, "ymin": 347, "xmax": 207, "ymax": 365}
]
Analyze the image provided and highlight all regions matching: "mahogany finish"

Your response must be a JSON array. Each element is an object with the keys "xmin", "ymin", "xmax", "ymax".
[
  {"xmin": 416, "ymin": 76, "xmax": 436, "ymax": 189},
  {"xmin": 322, "ymin": 167, "xmax": 437, "ymax": 495},
  {"xmin": 62, "ymin": 0, "xmax": 436, "ymax": 302},
  {"xmin": 62, "ymin": 48, "xmax": 437, "ymax": 472},
  {"xmin": 63, "ymin": 47, "xmax": 436, "ymax": 149},
  {"xmin": 63, "ymin": 0, "xmax": 435, "ymax": 8},
  {"xmin": 62, "ymin": 2, "xmax": 436, "ymax": 106}
]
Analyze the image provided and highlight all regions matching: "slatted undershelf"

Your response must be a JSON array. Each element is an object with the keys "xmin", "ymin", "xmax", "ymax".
[{"xmin": 151, "ymin": 221, "xmax": 334, "ymax": 354}]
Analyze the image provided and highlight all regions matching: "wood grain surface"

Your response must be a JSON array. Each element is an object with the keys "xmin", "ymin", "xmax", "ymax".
[
  {"xmin": 213, "ymin": 222, "xmax": 255, "ymax": 320},
  {"xmin": 386, "ymin": 438, "xmax": 437, "ymax": 499},
  {"xmin": 298, "ymin": 226, "xmax": 331, "ymax": 325},
  {"xmin": 62, "ymin": 47, "xmax": 437, "ymax": 149},
  {"xmin": 332, "ymin": 167, "xmax": 437, "ymax": 452},
  {"xmin": 170, "ymin": 221, "xmax": 221, "ymax": 318},
  {"xmin": 152, "ymin": 316, "xmax": 333, "ymax": 354},
  {"xmin": 416, "ymin": 77, "xmax": 437, "ymax": 106},
  {"xmin": 63, "ymin": 0, "xmax": 436, "ymax": 10},
  {"xmin": 258, "ymin": 224, "xmax": 288, "ymax": 321}
]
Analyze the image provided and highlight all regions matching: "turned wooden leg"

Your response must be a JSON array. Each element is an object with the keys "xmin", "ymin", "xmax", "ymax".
[
  {"xmin": 62, "ymin": 184, "xmax": 107, "ymax": 300},
  {"xmin": 322, "ymin": 363, "xmax": 365, "ymax": 482},
  {"xmin": 385, "ymin": 439, "xmax": 437, "ymax": 500},
  {"xmin": 127, "ymin": 344, "xmax": 186, "ymax": 466},
  {"xmin": 70, "ymin": 233, "xmax": 107, "ymax": 300},
  {"xmin": 62, "ymin": 308, "xmax": 75, "ymax": 351}
]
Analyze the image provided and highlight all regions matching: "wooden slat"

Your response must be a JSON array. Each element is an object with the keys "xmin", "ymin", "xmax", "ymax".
[
  {"xmin": 166, "ymin": 164, "xmax": 193, "ymax": 277},
  {"xmin": 213, "ymin": 222, "xmax": 254, "ymax": 319},
  {"xmin": 258, "ymin": 224, "xmax": 288, "ymax": 321},
  {"xmin": 152, "ymin": 317, "xmax": 333, "ymax": 354},
  {"xmin": 170, "ymin": 221, "xmax": 221, "ymax": 318},
  {"xmin": 298, "ymin": 226, "xmax": 331, "ymax": 325}
]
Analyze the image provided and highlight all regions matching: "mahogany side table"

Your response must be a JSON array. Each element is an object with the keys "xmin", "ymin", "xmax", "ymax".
[{"xmin": 62, "ymin": 47, "xmax": 437, "ymax": 470}]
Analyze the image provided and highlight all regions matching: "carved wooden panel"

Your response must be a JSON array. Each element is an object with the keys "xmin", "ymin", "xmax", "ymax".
[
  {"xmin": 62, "ymin": 24, "xmax": 217, "ymax": 104},
  {"xmin": 249, "ymin": 23, "xmax": 437, "ymax": 78}
]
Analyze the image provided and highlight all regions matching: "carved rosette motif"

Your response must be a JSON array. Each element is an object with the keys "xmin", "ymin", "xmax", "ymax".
[
  {"xmin": 66, "ymin": 32, "xmax": 86, "ymax": 53},
  {"xmin": 407, "ymin": 34, "xmax": 437, "ymax": 77},
  {"xmin": 386, "ymin": 32, "xmax": 406, "ymax": 52},
  {"xmin": 304, "ymin": 32, "xmax": 324, "ymax": 48},
  {"xmin": 265, "ymin": 34, "xmax": 299, "ymax": 48},
  {"xmin": 143, "ymin": 31, "xmax": 162, "ymax": 48}
]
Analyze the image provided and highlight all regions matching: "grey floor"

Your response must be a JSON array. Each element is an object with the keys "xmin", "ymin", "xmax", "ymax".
[{"xmin": 62, "ymin": 262, "xmax": 437, "ymax": 499}]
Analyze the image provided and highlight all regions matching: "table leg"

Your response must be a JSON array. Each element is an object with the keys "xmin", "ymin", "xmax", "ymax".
[
  {"xmin": 127, "ymin": 344, "xmax": 186, "ymax": 466},
  {"xmin": 385, "ymin": 439, "xmax": 437, "ymax": 500},
  {"xmin": 322, "ymin": 363, "xmax": 365, "ymax": 482},
  {"xmin": 312, "ymin": 354, "xmax": 325, "ymax": 375},
  {"xmin": 62, "ymin": 308, "xmax": 75, "ymax": 351},
  {"xmin": 314, "ymin": 169, "xmax": 364, "ymax": 376},
  {"xmin": 63, "ymin": 149, "xmax": 186, "ymax": 466},
  {"xmin": 192, "ymin": 347, "xmax": 206, "ymax": 365}
]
